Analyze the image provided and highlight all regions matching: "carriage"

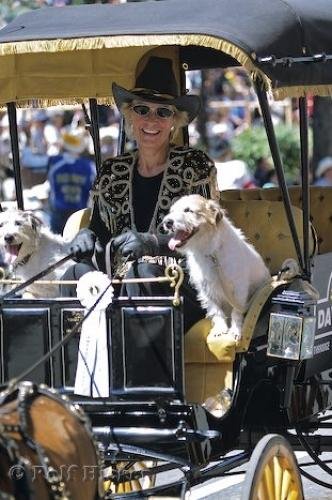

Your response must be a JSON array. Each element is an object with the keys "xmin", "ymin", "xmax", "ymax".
[{"xmin": 0, "ymin": 0, "xmax": 331, "ymax": 498}]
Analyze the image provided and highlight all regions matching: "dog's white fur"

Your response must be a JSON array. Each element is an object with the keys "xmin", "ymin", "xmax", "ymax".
[
  {"xmin": 163, "ymin": 195, "xmax": 271, "ymax": 340},
  {"xmin": 0, "ymin": 209, "xmax": 72, "ymax": 298}
]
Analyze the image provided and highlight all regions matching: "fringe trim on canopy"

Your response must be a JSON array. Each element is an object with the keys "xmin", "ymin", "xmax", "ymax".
[
  {"xmin": 0, "ymin": 33, "xmax": 253, "ymax": 60},
  {"xmin": 13, "ymin": 97, "xmax": 114, "ymax": 109},
  {"xmin": 0, "ymin": 33, "xmax": 271, "ymax": 107},
  {"xmin": 274, "ymin": 84, "xmax": 332, "ymax": 101}
]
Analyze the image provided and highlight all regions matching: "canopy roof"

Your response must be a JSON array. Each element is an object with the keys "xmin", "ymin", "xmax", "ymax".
[{"xmin": 0, "ymin": 0, "xmax": 331, "ymax": 107}]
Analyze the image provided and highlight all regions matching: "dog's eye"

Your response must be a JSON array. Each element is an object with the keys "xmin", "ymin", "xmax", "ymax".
[
  {"xmin": 184, "ymin": 207, "xmax": 194, "ymax": 213},
  {"xmin": 14, "ymin": 220, "xmax": 22, "ymax": 226},
  {"xmin": 0, "ymin": 223, "xmax": 3, "ymax": 228}
]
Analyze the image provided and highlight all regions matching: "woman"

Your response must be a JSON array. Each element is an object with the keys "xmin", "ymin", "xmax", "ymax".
[{"xmin": 66, "ymin": 55, "xmax": 219, "ymax": 331}]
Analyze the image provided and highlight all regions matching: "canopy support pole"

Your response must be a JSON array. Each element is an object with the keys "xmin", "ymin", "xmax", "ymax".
[
  {"xmin": 118, "ymin": 117, "xmax": 126, "ymax": 155},
  {"xmin": 180, "ymin": 63, "xmax": 189, "ymax": 146},
  {"xmin": 89, "ymin": 98, "xmax": 102, "ymax": 173},
  {"xmin": 299, "ymin": 97, "xmax": 311, "ymax": 279},
  {"xmin": 254, "ymin": 81, "xmax": 304, "ymax": 272},
  {"xmin": 7, "ymin": 102, "xmax": 24, "ymax": 210}
]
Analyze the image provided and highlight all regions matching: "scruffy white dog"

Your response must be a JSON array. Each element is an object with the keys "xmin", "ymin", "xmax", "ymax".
[
  {"xmin": 163, "ymin": 195, "xmax": 270, "ymax": 340},
  {"xmin": 0, "ymin": 209, "xmax": 72, "ymax": 298}
]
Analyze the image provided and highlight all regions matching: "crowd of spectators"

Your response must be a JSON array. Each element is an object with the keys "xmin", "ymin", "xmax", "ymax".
[
  {"xmin": 0, "ymin": 105, "xmax": 120, "ymax": 229},
  {"xmin": 187, "ymin": 67, "xmax": 289, "ymax": 190}
]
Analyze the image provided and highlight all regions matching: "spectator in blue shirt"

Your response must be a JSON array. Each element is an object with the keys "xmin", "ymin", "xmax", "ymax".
[{"xmin": 48, "ymin": 128, "xmax": 96, "ymax": 234}]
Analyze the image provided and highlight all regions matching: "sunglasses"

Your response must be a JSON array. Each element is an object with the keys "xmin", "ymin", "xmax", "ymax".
[{"xmin": 132, "ymin": 104, "xmax": 175, "ymax": 119}]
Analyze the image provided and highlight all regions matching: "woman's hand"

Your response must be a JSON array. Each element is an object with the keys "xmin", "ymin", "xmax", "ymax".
[
  {"xmin": 68, "ymin": 228, "xmax": 97, "ymax": 261},
  {"xmin": 111, "ymin": 230, "xmax": 159, "ymax": 260}
]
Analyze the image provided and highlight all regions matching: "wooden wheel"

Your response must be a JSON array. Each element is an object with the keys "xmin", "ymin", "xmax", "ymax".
[
  {"xmin": 241, "ymin": 434, "xmax": 304, "ymax": 500},
  {"xmin": 104, "ymin": 460, "xmax": 156, "ymax": 494}
]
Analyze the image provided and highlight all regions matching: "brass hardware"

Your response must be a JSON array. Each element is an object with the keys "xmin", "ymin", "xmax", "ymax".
[
  {"xmin": 165, "ymin": 264, "xmax": 184, "ymax": 306},
  {"xmin": 0, "ymin": 264, "xmax": 184, "ymax": 304}
]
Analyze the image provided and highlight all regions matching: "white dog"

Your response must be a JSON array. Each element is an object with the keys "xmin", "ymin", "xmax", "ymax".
[
  {"xmin": 0, "ymin": 209, "xmax": 73, "ymax": 298},
  {"xmin": 163, "ymin": 195, "xmax": 270, "ymax": 340}
]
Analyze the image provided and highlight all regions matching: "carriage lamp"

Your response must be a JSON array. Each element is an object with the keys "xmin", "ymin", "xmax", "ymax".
[{"xmin": 267, "ymin": 289, "xmax": 316, "ymax": 360}]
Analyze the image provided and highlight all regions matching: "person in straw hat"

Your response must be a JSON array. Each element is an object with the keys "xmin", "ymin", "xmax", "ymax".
[
  {"xmin": 48, "ymin": 128, "xmax": 96, "ymax": 234},
  {"xmin": 65, "ymin": 55, "xmax": 219, "ymax": 331},
  {"xmin": 314, "ymin": 156, "xmax": 332, "ymax": 187}
]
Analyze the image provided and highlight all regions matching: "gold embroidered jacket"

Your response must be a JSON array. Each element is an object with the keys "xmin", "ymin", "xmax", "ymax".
[{"xmin": 91, "ymin": 145, "xmax": 218, "ymax": 240}]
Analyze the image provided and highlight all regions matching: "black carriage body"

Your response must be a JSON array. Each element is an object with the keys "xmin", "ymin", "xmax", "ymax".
[
  {"xmin": 307, "ymin": 254, "xmax": 332, "ymax": 378},
  {"xmin": 0, "ymin": 295, "xmax": 220, "ymax": 466},
  {"xmin": 109, "ymin": 298, "xmax": 184, "ymax": 401},
  {"xmin": 233, "ymin": 254, "xmax": 332, "ymax": 435},
  {"xmin": 0, "ymin": 298, "xmax": 82, "ymax": 388},
  {"xmin": 1, "ymin": 269, "xmax": 332, "ymax": 465},
  {"xmin": 0, "ymin": 295, "xmax": 245, "ymax": 467},
  {"xmin": 0, "ymin": 293, "xmax": 249, "ymax": 464},
  {"xmin": 0, "ymin": 297, "xmax": 184, "ymax": 399}
]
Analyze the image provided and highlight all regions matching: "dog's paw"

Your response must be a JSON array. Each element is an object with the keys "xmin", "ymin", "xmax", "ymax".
[
  {"xmin": 210, "ymin": 318, "xmax": 228, "ymax": 336},
  {"xmin": 228, "ymin": 324, "xmax": 242, "ymax": 342},
  {"xmin": 206, "ymin": 330, "xmax": 237, "ymax": 362},
  {"xmin": 209, "ymin": 325, "xmax": 228, "ymax": 337}
]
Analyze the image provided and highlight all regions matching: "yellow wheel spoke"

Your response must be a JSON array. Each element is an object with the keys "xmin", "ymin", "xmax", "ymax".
[
  {"xmin": 257, "ymin": 479, "xmax": 268, "ymax": 500},
  {"xmin": 141, "ymin": 474, "xmax": 152, "ymax": 489},
  {"xmin": 104, "ymin": 480, "xmax": 111, "ymax": 492},
  {"xmin": 273, "ymin": 456, "xmax": 282, "ymax": 499},
  {"xmin": 117, "ymin": 483, "xmax": 125, "ymax": 493},
  {"xmin": 281, "ymin": 468, "xmax": 292, "ymax": 499},
  {"xmin": 102, "ymin": 461, "xmax": 157, "ymax": 494},
  {"xmin": 129, "ymin": 480, "xmax": 141, "ymax": 491},
  {"xmin": 287, "ymin": 490, "xmax": 299, "ymax": 500},
  {"xmin": 263, "ymin": 463, "xmax": 275, "ymax": 500}
]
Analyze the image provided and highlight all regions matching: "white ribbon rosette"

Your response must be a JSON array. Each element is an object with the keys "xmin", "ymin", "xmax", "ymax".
[{"xmin": 74, "ymin": 271, "xmax": 114, "ymax": 398}]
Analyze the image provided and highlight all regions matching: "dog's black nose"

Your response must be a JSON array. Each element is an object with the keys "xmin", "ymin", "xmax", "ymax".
[
  {"xmin": 164, "ymin": 218, "xmax": 174, "ymax": 230},
  {"xmin": 4, "ymin": 234, "xmax": 14, "ymax": 244}
]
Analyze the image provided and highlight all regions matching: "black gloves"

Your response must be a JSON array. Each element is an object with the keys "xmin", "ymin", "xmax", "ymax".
[
  {"xmin": 68, "ymin": 228, "xmax": 97, "ymax": 261},
  {"xmin": 68, "ymin": 229, "xmax": 177, "ymax": 265},
  {"xmin": 111, "ymin": 230, "xmax": 159, "ymax": 260}
]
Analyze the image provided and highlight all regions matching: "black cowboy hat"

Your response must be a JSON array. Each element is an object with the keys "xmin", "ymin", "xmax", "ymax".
[{"xmin": 112, "ymin": 56, "xmax": 201, "ymax": 123}]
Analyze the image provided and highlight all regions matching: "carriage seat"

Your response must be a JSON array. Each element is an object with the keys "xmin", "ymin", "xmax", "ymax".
[
  {"xmin": 63, "ymin": 193, "xmax": 317, "ymax": 274},
  {"xmin": 219, "ymin": 198, "xmax": 316, "ymax": 275},
  {"xmin": 220, "ymin": 186, "xmax": 332, "ymax": 255},
  {"xmin": 62, "ymin": 208, "xmax": 92, "ymax": 241}
]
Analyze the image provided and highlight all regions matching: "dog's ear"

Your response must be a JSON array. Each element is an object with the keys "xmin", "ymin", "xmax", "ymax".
[
  {"xmin": 25, "ymin": 211, "xmax": 42, "ymax": 232},
  {"xmin": 206, "ymin": 200, "xmax": 224, "ymax": 225}
]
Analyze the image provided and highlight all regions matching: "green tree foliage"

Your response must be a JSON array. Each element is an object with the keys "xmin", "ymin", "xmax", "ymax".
[
  {"xmin": 0, "ymin": 0, "xmax": 40, "ymax": 25},
  {"xmin": 231, "ymin": 123, "xmax": 309, "ymax": 183},
  {"xmin": 0, "ymin": 0, "xmax": 87, "ymax": 26}
]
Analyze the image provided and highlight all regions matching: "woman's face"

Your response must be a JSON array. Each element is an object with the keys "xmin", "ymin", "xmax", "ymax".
[{"xmin": 130, "ymin": 100, "xmax": 175, "ymax": 152}]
